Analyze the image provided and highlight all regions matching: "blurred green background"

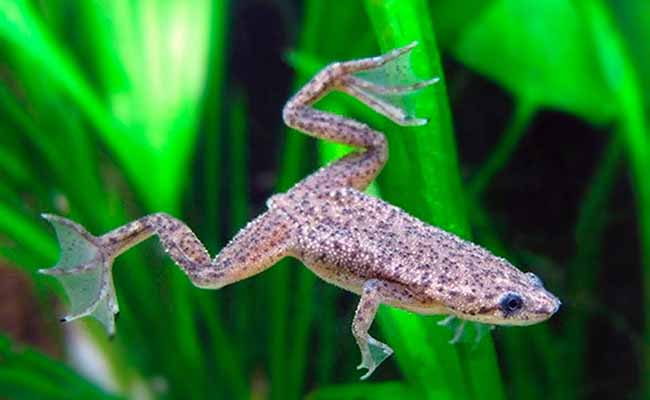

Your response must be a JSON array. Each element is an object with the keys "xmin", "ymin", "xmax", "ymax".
[{"xmin": 1, "ymin": 0, "xmax": 649, "ymax": 399}]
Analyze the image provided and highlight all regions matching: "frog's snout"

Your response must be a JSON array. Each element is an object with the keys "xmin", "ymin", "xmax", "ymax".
[
  {"xmin": 536, "ymin": 292, "xmax": 561, "ymax": 318},
  {"xmin": 526, "ymin": 271, "xmax": 561, "ymax": 318}
]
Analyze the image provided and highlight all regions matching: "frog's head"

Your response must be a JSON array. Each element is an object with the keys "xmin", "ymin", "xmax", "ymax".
[
  {"xmin": 428, "ymin": 241, "xmax": 561, "ymax": 326},
  {"xmin": 464, "ymin": 269, "xmax": 561, "ymax": 326}
]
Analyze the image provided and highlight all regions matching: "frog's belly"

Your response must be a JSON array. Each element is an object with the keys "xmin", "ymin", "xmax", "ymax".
[
  {"xmin": 298, "ymin": 256, "xmax": 366, "ymax": 296},
  {"xmin": 296, "ymin": 256, "xmax": 447, "ymax": 316}
]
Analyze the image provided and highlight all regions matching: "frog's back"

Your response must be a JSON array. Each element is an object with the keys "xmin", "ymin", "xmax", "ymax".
[{"xmin": 276, "ymin": 188, "xmax": 490, "ymax": 302}]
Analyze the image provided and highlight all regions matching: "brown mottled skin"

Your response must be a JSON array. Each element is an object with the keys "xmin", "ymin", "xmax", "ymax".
[{"xmin": 40, "ymin": 43, "xmax": 560, "ymax": 379}]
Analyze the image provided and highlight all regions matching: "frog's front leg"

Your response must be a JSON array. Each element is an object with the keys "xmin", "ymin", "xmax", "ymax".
[
  {"xmin": 353, "ymin": 279, "xmax": 415, "ymax": 380},
  {"xmin": 40, "ymin": 210, "xmax": 293, "ymax": 335}
]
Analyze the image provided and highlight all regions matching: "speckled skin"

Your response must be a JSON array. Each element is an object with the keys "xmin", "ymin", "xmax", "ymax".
[{"xmin": 41, "ymin": 43, "xmax": 560, "ymax": 379}]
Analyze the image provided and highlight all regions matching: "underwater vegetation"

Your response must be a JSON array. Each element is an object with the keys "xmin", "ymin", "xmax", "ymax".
[{"xmin": 0, "ymin": 0, "xmax": 649, "ymax": 399}]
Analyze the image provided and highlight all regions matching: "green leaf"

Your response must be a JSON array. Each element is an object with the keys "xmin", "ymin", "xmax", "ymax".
[
  {"xmin": 428, "ymin": 0, "xmax": 496, "ymax": 48},
  {"xmin": 575, "ymin": 3, "xmax": 650, "ymax": 397},
  {"xmin": 364, "ymin": 1, "xmax": 505, "ymax": 399},
  {"xmin": 0, "ymin": 0, "xmax": 212, "ymax": 211},
  {"xmin": 452, "ymin": 0, "xmax": 616, "ymax": 124},
  {"xmin": 0, "ymin": 334, "xmax": 122, "ymax": 400}
]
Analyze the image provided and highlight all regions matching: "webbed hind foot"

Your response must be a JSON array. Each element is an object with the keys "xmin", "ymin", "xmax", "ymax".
[
  {"xmin": 283, "ymin": 42, "xmax": 438, "ymax": 193},
  {"xmin": 356, "ymin": 336, "xmax": 394, "ymax": 380},
  {"xmin": 336, "ymin": 41, "xmax": 439, "ymax": 126},
  {"xmin": 39, "ymin": 214, "xmax": 119, "ymax": 336}
]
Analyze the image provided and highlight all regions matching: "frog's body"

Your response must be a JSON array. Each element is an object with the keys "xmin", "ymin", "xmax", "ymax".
[
  {"xmin": 40, "ymin": 43, "xmax": 560, "ymax": 379},
  {"xmin": 275, "ymin": 187, "xmax": 557, "ymax": 323}
]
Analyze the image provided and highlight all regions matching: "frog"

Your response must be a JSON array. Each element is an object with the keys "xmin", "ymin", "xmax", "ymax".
[{"xmin": 40, "ymin": 42, "xmax": 560, "ymax": 379}]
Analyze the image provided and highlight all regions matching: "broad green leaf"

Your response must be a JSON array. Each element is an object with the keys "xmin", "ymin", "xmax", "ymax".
[
  {"xmin": 428, "ymin": 0, "xmax": 495, "ymax": 48},
  {"xmin": 453, "ymin": 0, "xmax": 616, "ymax": 124}
]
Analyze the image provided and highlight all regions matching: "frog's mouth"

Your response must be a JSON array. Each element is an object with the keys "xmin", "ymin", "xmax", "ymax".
[{"xmin": 458, "ymin": 312, "xmax": 548, "ymax": 326}]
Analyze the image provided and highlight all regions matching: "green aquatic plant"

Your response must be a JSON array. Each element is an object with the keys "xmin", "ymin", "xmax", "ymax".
[
  {"xmin": 0, "ymin": 334, "xmax": 120, "ymax": 400},
  {"xmin": 1, "ymin": 0, "xmax": 649, "ymax": 399}
]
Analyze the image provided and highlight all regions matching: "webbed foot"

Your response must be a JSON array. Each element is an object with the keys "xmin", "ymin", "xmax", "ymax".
[
  {"xmin": 338, "ymin": 41, "xmax": 439, "ymax": 127},
  {"xmin": 39, "ymin": 214, "xmax": 118, "ymax": 336},
  {"xmin": 357, "ymin": 336, "xmax": 394, "ymax": 380}
]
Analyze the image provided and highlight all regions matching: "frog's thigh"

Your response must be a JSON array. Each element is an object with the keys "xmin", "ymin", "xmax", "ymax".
[{"xmin": 200, "ymin": 208, "xmax": 294, "ymax": 288}]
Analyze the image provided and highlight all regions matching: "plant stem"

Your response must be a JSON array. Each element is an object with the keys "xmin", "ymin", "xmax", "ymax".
[{"xmin": 364, "ymin": 0, "xmax": 505, "ymax": 399}]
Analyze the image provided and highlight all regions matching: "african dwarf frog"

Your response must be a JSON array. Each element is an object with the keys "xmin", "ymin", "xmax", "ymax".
[{"xmin": 41, "ymin": 42, "xmax": 560, "ymax": 379}]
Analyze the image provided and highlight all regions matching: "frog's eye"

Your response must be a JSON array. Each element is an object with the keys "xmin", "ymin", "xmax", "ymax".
[
  {"xmin": 525, "ymin": 272, "xmax": 544, "ymax": 288},
  {"xmin": 499, "ymin": 292, "xmax": 524, "ymax": 316}
]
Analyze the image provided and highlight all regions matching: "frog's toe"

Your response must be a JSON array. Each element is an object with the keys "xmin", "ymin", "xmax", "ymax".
[{"xmin": 448, "ymin": 320, "xmax": 467, "ymax": 344}]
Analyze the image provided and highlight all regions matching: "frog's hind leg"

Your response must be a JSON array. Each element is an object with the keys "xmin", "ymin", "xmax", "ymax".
[
  {"xmin": 40, "ymin": 210, "xmax": 293, "ymax": 335},
  {"xmin": 283, "ymin": 42, "xmax": 437, "ymax": 192}
]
